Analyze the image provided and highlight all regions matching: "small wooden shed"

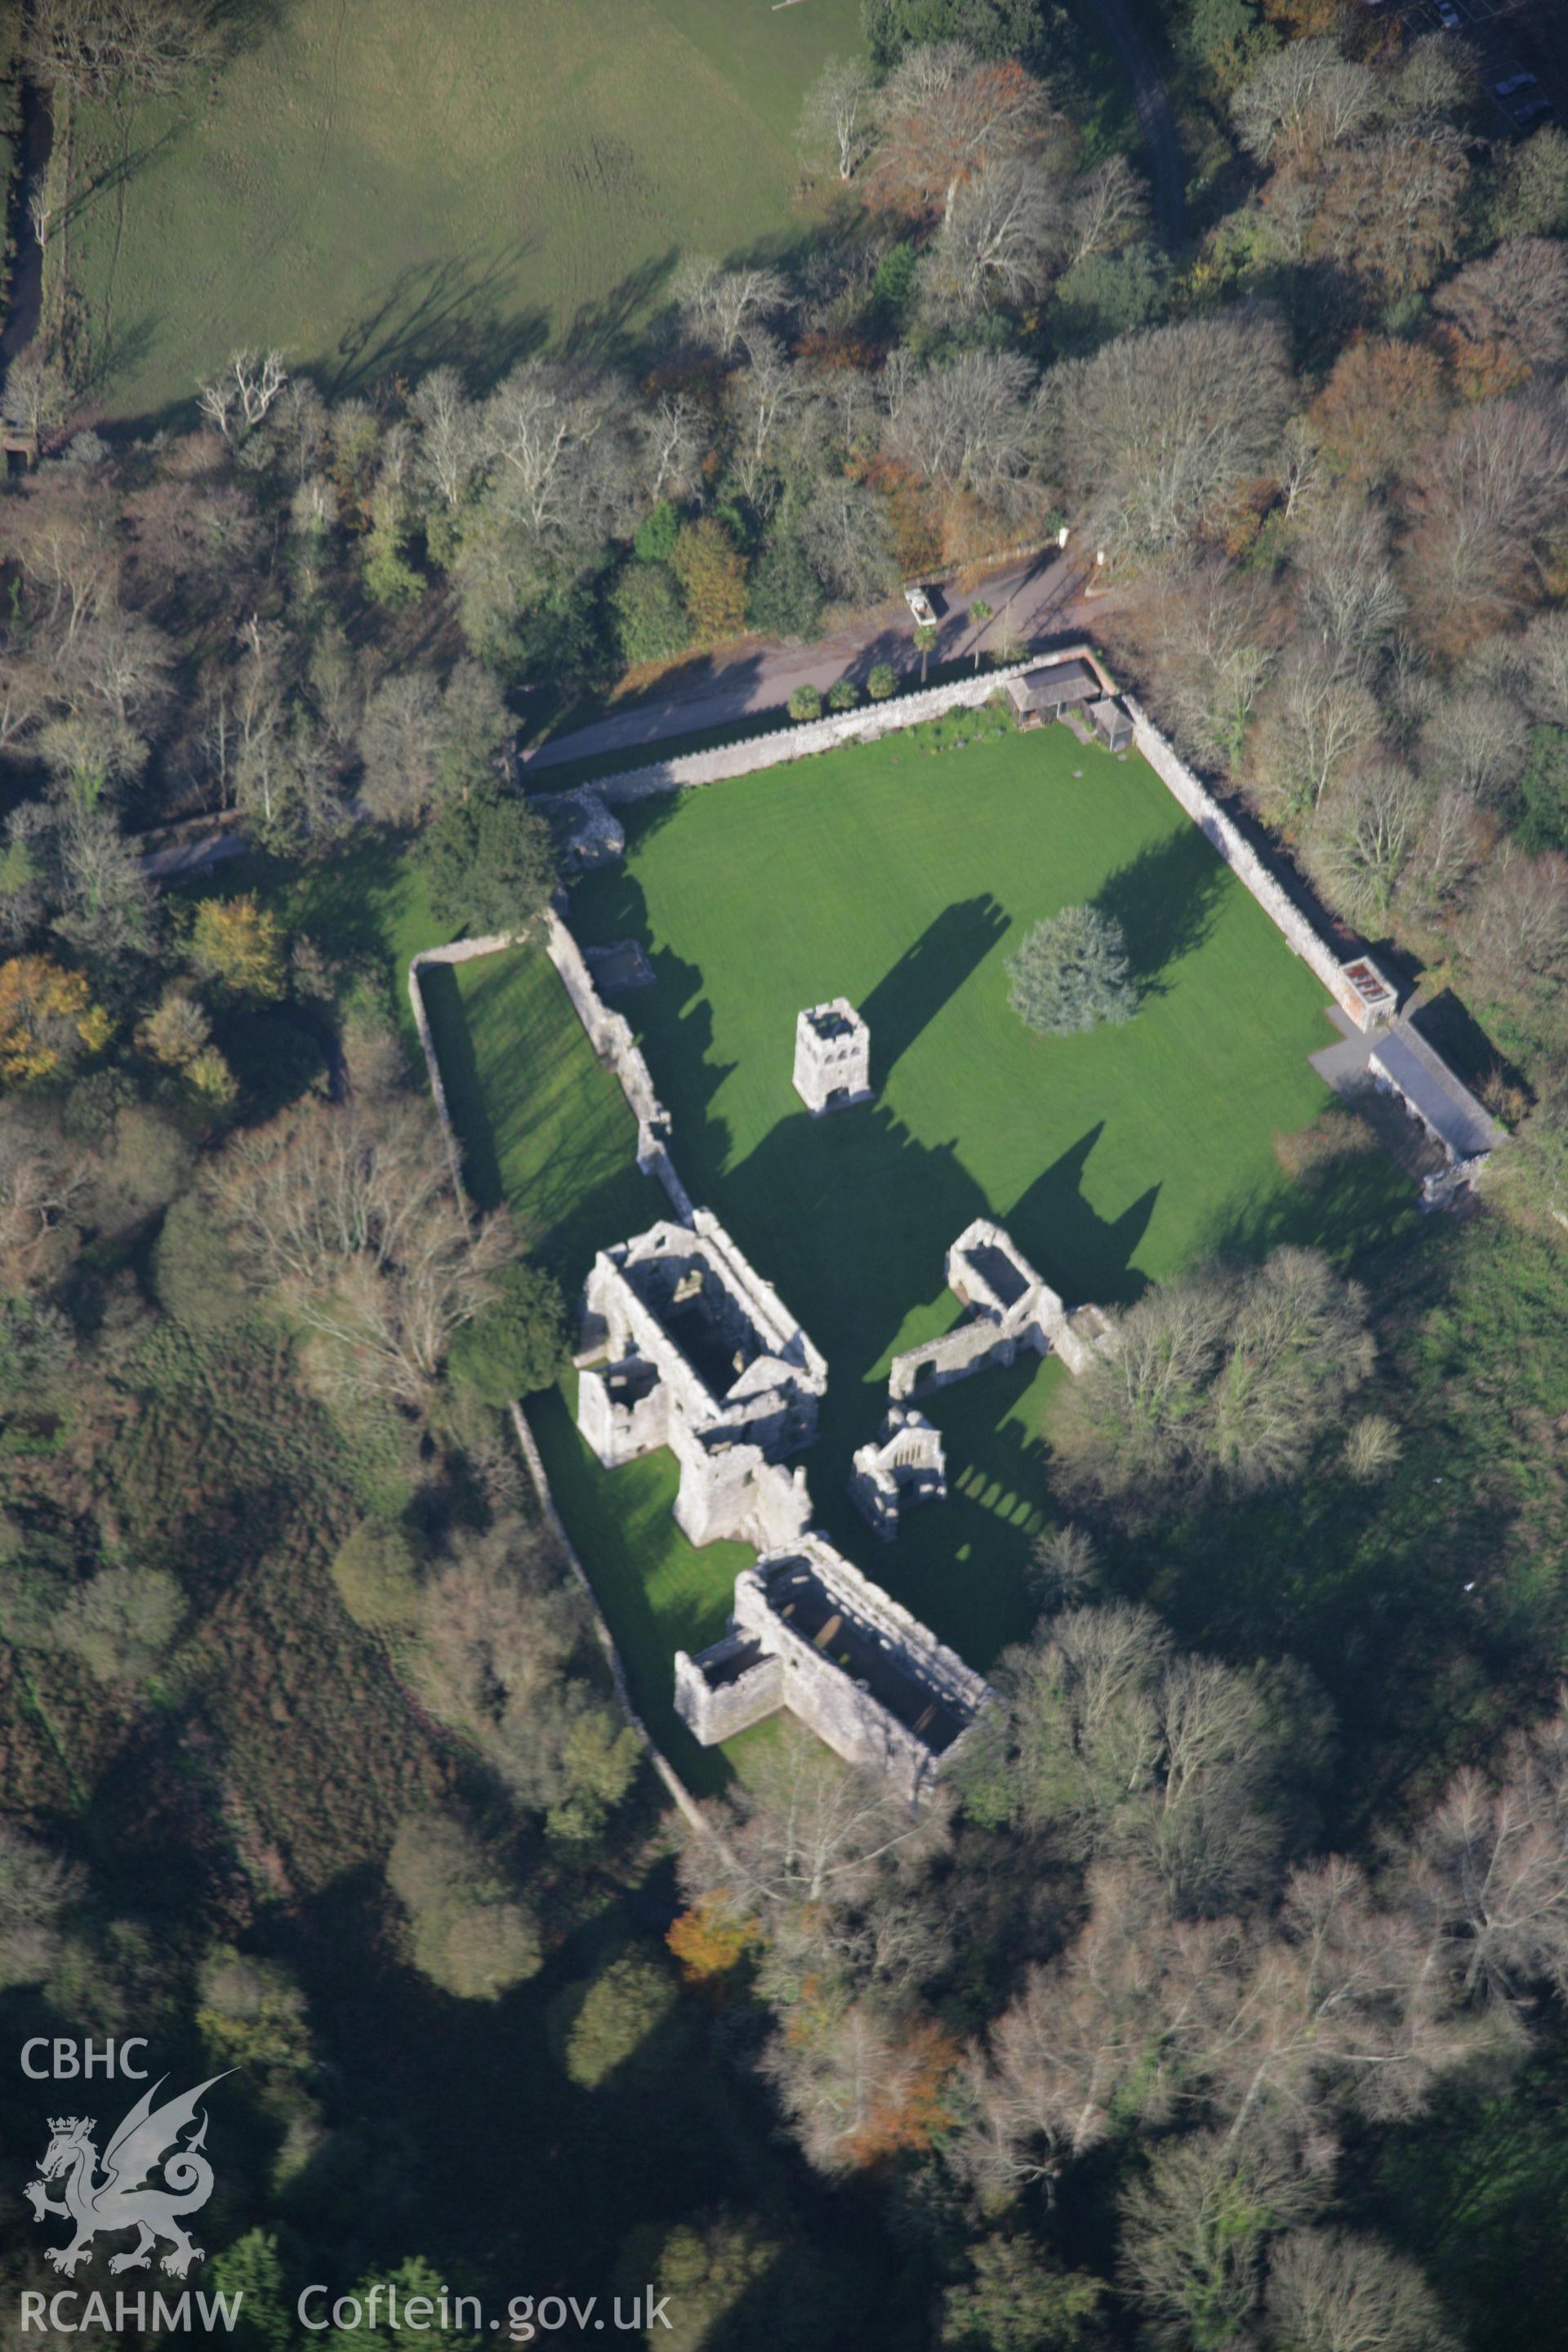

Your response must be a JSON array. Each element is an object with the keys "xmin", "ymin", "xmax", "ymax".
[
  {"xmin": 1006, "ymin": 659, "xmax": 1100, "ymax": 723},
  {"xmin": 1089, "ymin": 697, "xmax": 1134, "ymax": 752}
]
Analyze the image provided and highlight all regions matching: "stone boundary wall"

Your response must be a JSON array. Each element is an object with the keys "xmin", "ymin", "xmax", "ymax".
[
  {"xmin": 405, "ymin": 930, "xmax": 717, "ymax": 1842},
  {"xmin": 1123, "ymin": 698, "xmax": 1383, "ymax": 1035},
  {"xmin": 536, "ymin": 658, "xmax": 1051, "ymax": 809},
  {"xmin": 541, "ymin": 911, "xmax": 694, "ymax": 1222},
  {"xmin": 410, "ymin": 920, "xmax": 694, "ymax": 1226}
]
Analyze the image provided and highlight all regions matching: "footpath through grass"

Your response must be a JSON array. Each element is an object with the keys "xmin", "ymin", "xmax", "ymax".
[
  {"xmin": 62, "ymin": 0, "xmax": 862, "ymax": 421},
  {"xmin": 426, "ymin": 719, "xmax": 1414, "ymax": 1765}
]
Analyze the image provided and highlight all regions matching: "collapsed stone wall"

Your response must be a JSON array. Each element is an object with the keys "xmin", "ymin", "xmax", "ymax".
[
  {"xmin": 889, "ymin": 1316, "xmax": 1037, "ymax": 1400},
  {"xmin": 542, "ymin": 911, "xmax": 693, "ymax": 1222}
]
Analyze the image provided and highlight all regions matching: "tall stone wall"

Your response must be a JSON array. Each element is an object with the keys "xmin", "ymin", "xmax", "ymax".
[
  {"xmin": 534, "ymin": 660, "xmax": 1065, "ymax": 811},
  {"xmin": 1124, "ymin": 701, "xmax": 1389, "ymax": 1035}
]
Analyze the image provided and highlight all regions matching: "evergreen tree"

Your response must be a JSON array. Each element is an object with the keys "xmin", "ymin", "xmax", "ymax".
[
  {"xmin": 1005, "ymin": 906, "xmax": 1137, "ymax": 1036},
  {"xmin": 418, "ymin": 781, "xmax": 555, "ymax": 938}
]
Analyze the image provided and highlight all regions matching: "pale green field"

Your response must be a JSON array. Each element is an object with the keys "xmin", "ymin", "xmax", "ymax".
[{"xmin": 65, "ymin": 0, "xmax": 864, "ymax": 420}]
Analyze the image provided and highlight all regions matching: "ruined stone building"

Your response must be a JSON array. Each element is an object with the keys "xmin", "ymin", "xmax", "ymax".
[
  {"xmin": 577, "ymin": 1211, "xmax": 826, "ymax": 1548},
  {"xmin": 849, "ymin": 1407, "xmax": 947, "ymax": 1540},
  {"xmin": 674, "ymin": 1535, "xmax": 992, "ymax": 1801},
  {"xmin": 792, "ymin": 999, "xmax": 873, "ymax": 1115},
  {"xmin": 889, "ymin": 1218, "xmax": 1115, "ymax": 1401}
]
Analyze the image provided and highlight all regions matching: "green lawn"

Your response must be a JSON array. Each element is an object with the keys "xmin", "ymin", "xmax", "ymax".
[
  {"xmin": 61, "ymin": 0, "xmax": 862, "ymax": 421},
  {"xmin": 423, "ymin": 719, "xmax": 1414, "ymax": 1769}
]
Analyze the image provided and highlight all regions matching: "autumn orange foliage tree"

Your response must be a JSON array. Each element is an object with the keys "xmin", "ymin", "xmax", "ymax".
[
  {"xmin": 667, "ymin": 1895, "xmax": 762, "ymax": 1984},
  {"xmin": 189, "ymin": 893, "xmax": 287, "ymax": 1002},
  {"xmin": 0, "ymin": 956, "xmax": 110, "ymax": 1087},
  {"xmin": 868, "ymin": 58, "xmax": 1050, "ymax": 225}
]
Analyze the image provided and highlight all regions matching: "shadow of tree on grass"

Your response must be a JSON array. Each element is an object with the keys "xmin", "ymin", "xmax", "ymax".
[{"xmin": 1094, "ymin": 822, "xmax": 1232, "ymax": 1001}]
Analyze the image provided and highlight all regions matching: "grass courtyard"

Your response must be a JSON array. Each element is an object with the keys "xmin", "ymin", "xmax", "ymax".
[
  {"xmin": 60, "ymin": 0, "xmax": 862, "ymax": 421},
  {"xmin": 431, "ymin": 717, "xmax": 1417, "ymax": 1780}
]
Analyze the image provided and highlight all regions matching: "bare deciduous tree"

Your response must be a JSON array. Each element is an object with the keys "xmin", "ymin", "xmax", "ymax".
[
  {"xmin": 1050, "ymin": 312, "xmax": 1294, "ymax": 554},
  {"xmin": 760, "ymin": 1996, "xmax": 956, "ymax": 2175},
  {"xmin": 1065, "ymin": 151, "xmax": 1148, "ymax": 267},
  {"xmin": 197, "ymin": 350, "xmax": 289, "ymax": 446},
  {"xmin": 206, "ymin": 1094, "xmax": 510, "ymax": 1405},
  {"xmin": 1432, "ymin": 238, "xmax": 1568, "ymax": 384},
  {"xmin": 2, "ymin": 349, "xmax": 71, "ymax": 448},
  {"xmin": 1120, "ymin": 2130, "xmax": 1322, "ymax": 2350},
  {"xmin": 883, "ymin": 349, "xmax": 1041, "ymax": 513},
  {"xmin": 24, "ymin": 0, "xmax": 221, "ymax": 107},
  {"xmin": 1250, "ymin": 649, "xmax": 1382, "ymax": 823},
  {"xmin": 1400, "ymin": 1693, "xmax": 1568, "ymax": 2003},
  {"xmin": 800, "ymin": 56, "xmax": 878, "ymax": 181},
  {"xmin": 1296, "ymin": 499, "xmax": 1405, "ymax": 685},
  {"xmin": 1302, "ymin": 762, "xmax": 1425, "ymax": 930},
  {"xmin": 1054, "ymin": 1250, "xmax": 1372, "ymax": 1521},
  {"xmin": 673, "ymin": 259, "xmax": 791, "ymax": 360},
  {"xmin": 407, "ymin": 365, "xmax": 483, "ymax": 526},
  {"xmin": 637, "ymin": 390, "xmax": 705, "ymax": 504},
  {"xmin": 1522, "ymin": 608, "xmax": 1568, "ymax": 728},
  {"xmin": 0, "ymin": 1104, "xmax": 92, "ymax": 1293},
  {"xmin": 357, "ymin": 668, "xmax": 443, "ymax": 825},
  {"xmin": 1265, "ymin": 2228, "xmax": 1460, "ymax": 2352},
  {"xmin": 679, "ymin": 1721, "xmax": 948, "ymax": 2004},
  {"xmin": 869, "ymin": 45, "xmax": 1053, "ymax": 227},
  {"xmin": 959, "ymin": 1606, "xmax": 1302, "ymax": 1913},
  {"xmin": 1462, "ymin": 847, "xmax": 1568, "ymax": 986},
  {"xmin": 796, "ymin": 478, "xmax": 899, "ymax": 608},
  {"xmin": 932, "ymin": 154, "xmax": 1066, "ymax": 314},
  {"xmin": 1417, "ymin": 686, "xmax": 1531, "ymax": 809},
  {"xmin": 1305, "ymin": 126, "xmax": 1469, "ymax": 297},
  {"xmin": 1119, "ymin": 560, "xmax": 1283, "ymax": 768},
  {"xmin": 1405, "ymin": 399, "xmax": 1568, "ymax": 652},
  {"xmin": 1231, "ymin": 39, "xmax": 1381, "ymax": 164}
]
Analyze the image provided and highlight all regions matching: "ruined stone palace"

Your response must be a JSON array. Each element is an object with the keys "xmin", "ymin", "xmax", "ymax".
[
  {"xmin": 674, "ymin": 1535, "xmax": 993, "ymax": 1801},
  {"xmin": 576, "ymin": 1209, "xmax": 825, "ymax": 1548},
  {"xmin": 888, "ymin": 1217, "xmax": 1116, "ymax": 1401}
]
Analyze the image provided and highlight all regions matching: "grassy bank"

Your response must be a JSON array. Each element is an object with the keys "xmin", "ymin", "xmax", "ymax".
[{"xmin": 60, "ymin": 0, "xmax": 862, "ymax": 420}]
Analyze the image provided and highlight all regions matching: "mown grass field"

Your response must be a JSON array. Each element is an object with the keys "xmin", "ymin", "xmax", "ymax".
[
  {"xmin": 425, "ymin": 719, "xmax": 1416, "ymax": 1771},
  {"xmin": 62, "ymin": 0, "xmax": 862, "ymax": 421}
]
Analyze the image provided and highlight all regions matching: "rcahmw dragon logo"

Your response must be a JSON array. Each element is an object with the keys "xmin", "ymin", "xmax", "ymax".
[{"xmin": 24, "ymin": 2074, "xmax": 229, "ymax": 2278}]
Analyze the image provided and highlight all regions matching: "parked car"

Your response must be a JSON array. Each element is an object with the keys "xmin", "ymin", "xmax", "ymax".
[
  {"xmin": 903, "ymin": 586, "xmax": 937, "ymax": 627},
  {"xmin": 1490, "ymin": 70, "xmax": 1537, "ymax": 96},
  {"xmin": 1433, "ymin": 1, "xmax": 1462, "ymax": 26},
  {"xmin": 1513, "ymin": 93, "xmax": 1554, "ymax": 122}
]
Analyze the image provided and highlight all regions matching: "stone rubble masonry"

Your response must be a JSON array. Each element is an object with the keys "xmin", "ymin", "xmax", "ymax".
[
  {"xmin": 849, "ymin": 1407, "xmax": 948, "ymax": 1541},
  {"xmin": 577, "ymin": 1210, "xmax": 827, "ymax": 1548},
  {"xmin": 793, "ymin": 998, "xmax": 874, "ymax": 1115},
  {"xmin": 1123, "ymin": 698, "xmax": 1398, "ymax": 1036},
  {"xmin": 675, "ymin": 1533, "xmax": 995, "ymax": 1802},
  {"xmin": 541, "ymin": 908, "xmax": 694, "ymax": 1223},
  {"xmin": 404, "ymin": 930, "xmax": 715, "ymax": 1839},
  {"xmin": 888, "ymin": 1218, "xmax": 1116, "ymax": 1401},
  {"xmin": 532, "ymin": 657, "xmax": 1062, "ymax": 813}
]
